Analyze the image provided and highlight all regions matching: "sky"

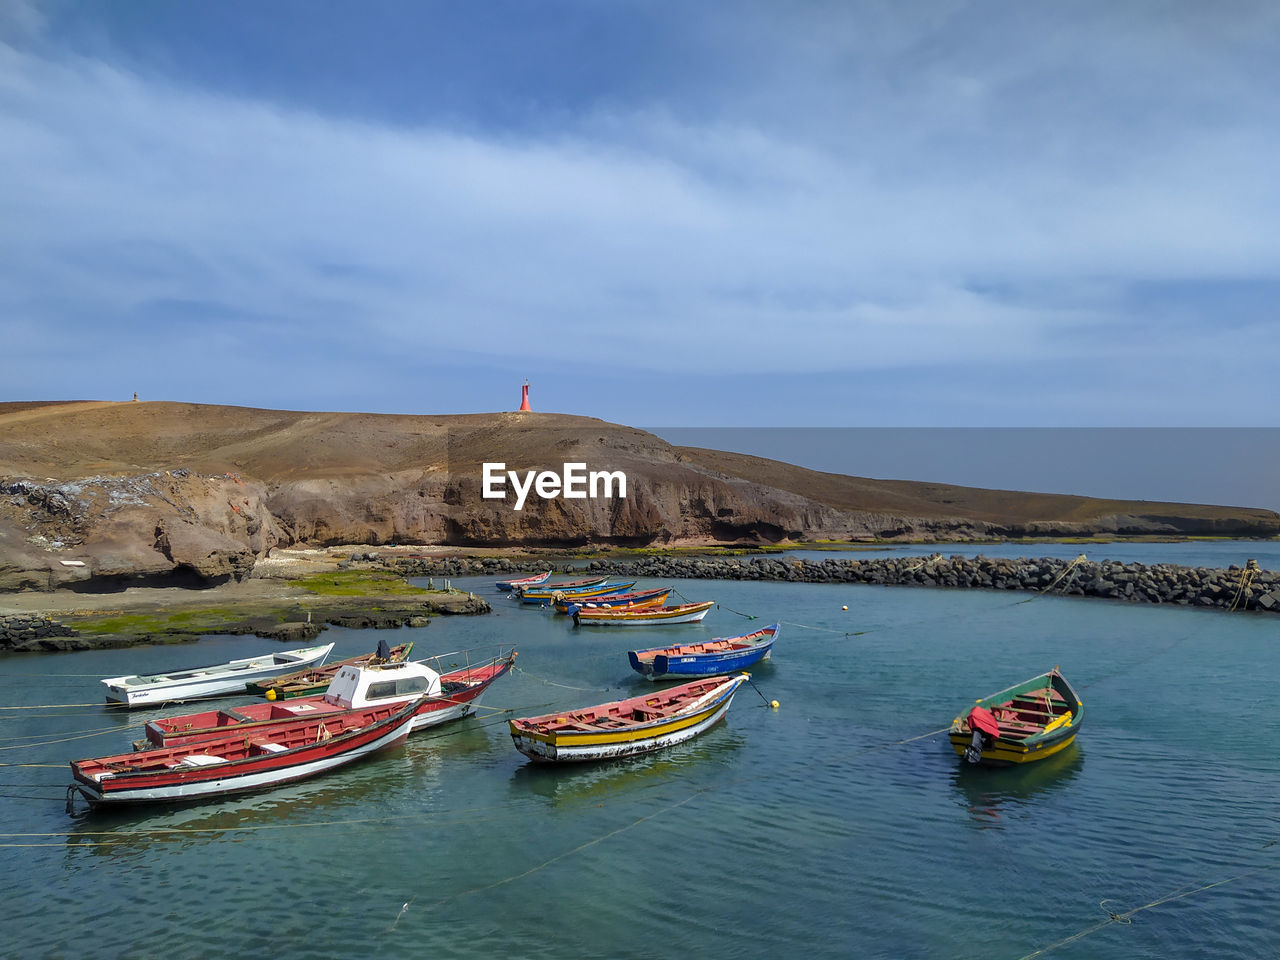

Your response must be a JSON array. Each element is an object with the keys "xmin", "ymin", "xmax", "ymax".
[{"xmin": 2, "ymin": 2, "xmax": 1278, "ymax": 504}]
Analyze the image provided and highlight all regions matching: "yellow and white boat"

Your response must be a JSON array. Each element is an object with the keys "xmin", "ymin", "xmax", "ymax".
[{"xmin": 509, "ymin": 674, "xmax": 747, "ymax": 762}]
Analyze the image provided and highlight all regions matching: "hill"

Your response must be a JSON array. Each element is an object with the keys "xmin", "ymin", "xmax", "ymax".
[{"xmin": 1, "ymin": 400, "xmax": 1276, "ymax": 590}]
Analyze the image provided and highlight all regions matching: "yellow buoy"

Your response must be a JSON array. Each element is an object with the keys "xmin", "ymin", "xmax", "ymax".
[
  {"xmin": 770, "ymin": 700, "xmax": 780, "ymax": 709},
  {"xmin": 841, "ymin": 605, "xmax": 848, "ymax": 611},
  {"xmin": 265, "ymin": 689, "xmax": 277, "ymax": 701}
]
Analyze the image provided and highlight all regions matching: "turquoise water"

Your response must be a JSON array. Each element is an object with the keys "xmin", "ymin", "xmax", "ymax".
[{"xmin": 2, "ymin": 560, "xmax": 1278, "ymax": 959}]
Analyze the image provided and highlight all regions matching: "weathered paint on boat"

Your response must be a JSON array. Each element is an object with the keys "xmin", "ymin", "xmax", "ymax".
[
  {"xmin": 572, "ymin": 600, "xmax": 714, "ymax": 625},
  {"xmin": 101, "ymin": 643, "xmax": 335, "ymax": 708},
  {"xmin": 70, "ymin": 697, "xmax": 417, "ymax": 806},
  {"xmin": 511, "ymin": 575, "xmax": 608, "ymax": 598},
  {"xmin": 144, "ymin": 651, "xmax": 516, "ymax": 748},
  {"xmin": 509, "ymin": 674, "xmax": 746, "ymax": 762},
  {"xmin": 496, "ymin": 571, "xmax": 551, "ymax": 591},
  {"xmin": 947, "ymin": 668, "xmax": 1084, "ymax": 767},
  {"xmin": 629, "ymin": 623, "xmax": 779, "ymax": 679},
  {"xmin": 518, "ymin": 581, "xmax": 638, "ymax": 606},
  {"xmin": 556, "ymin": 588, "xmax": 672, "ymax": 615}
]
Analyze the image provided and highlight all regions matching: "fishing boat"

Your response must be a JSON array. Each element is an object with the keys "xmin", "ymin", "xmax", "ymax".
[
  {"xmin": 142, "ymin": 650, "xmax": 517, "ymax": 749},
  {"xmin": 101, "ymin": 643, "xmax": 335, "ymax": 708},
  {"xmin": 554, "ymin": 587, "xmax": 671, "ymax": 615},
  {"xmin": 246, "ymin": 642, "xmax": 413, "ymax": 700},
  {"xmin": 511, "ymin": 575, "xmax": 607, "ymax": 599},
  {"xmin": 518, "ymin": 581, "xmax": 638, "ymax": 606},
  {"xmin": 495, "ymin": 571, "xmax": 551, "ymax": 591},
  {"xmin": 628, "ymin": 623, "xmax": 780, "ymax": 680},
  {"xmin": 572, "ymin": 600, "xmax": 715, "ymax": 626},
  {"xmin": 69, "ymin": 697, "xmax": 418, "ymax": 807},
  {"xmin": 509, "ymin": 674, "xmax": 748, "ymax": 763},
  {"xmin": 948, "ymin": 668, "xmax": 1084, "ymax": 767}
]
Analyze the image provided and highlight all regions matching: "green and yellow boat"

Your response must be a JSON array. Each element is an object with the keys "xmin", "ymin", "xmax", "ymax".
[{"xmin": 948, "ymin": 668, "xmax": 1083, "ymax": 767}]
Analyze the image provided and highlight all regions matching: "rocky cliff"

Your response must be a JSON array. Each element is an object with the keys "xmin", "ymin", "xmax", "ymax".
[{"xmin": 2, "ymin": 401, "xmax": 1277, "ymax": 591}]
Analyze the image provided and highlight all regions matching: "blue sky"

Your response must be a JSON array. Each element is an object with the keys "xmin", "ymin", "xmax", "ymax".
[{"xmin": 2, "ymin": 3, "xmax": 1279, "ymax": 493}]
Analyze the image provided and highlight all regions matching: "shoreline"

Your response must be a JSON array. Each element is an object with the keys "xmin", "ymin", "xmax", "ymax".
[
  {"xmin": 3, "ymin": 541, "xmax": 1278, "ymax": 653},
  {"xmin": 0, "ymin": 571, "xmax": 490, "ymax": 653}
]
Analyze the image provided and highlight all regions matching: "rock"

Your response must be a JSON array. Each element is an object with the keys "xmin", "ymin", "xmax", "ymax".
[{"xmin": 255, "ymin": 621, "xmax": 326, "ymax": 643}]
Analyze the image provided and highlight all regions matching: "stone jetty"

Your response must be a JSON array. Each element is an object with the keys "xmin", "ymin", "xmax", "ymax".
[
  {"xmin": 391, "ymin": 553, "xmax": 1280, "ymax": 614},
  {"xmin": 0, "ymin": 614, "xmax": 79, "ymax": 650}
]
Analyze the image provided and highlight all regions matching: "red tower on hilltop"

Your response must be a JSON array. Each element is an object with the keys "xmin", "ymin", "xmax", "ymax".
[{"xmin": 519, "ymin": 379, "xmax": 531, "ymax": 411}]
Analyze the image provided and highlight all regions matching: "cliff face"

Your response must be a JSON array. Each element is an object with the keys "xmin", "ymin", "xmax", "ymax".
[{"xmin": 2, "ymin": 401, "xmax": 1277, "ymax": 590}]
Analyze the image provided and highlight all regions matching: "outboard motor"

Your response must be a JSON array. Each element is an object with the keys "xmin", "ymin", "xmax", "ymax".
[{"xmin": 964, "ymin": 706, "xmax": 1000, "ymax": 764}]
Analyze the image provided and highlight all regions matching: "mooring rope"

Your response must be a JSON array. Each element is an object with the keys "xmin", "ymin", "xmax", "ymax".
[
  {"xmin": 666, "ymin": 586, "xmax": 756, "ymax": 620},
  {"xmin": 0, "ymin": 722, "xmax": 126, "ymax": 746},
  {"xmin": 1228, "ymin": 558, "xmax": 1260, "ymax": 612},
  {"xmin": 1014, "ymin": 839, "xmax": 1280, "ymax": 959},
  {"xmin": 780, "ymin": 620, "xmax": 866, "ymax": 637},
  {"xmin": 0, "ymin": 701, "xmax": 129, "ymax": 711},
  {"xmin": 512, "ymin": 666, "xmax": 600, "ymax": 692},
  {"xmin": 0, "ymin": 728, "xmax": 125, "ymax": 751},
  {"xmin": 1014, "ymin": 553, "xmax": 1088, "ymax": 605}
]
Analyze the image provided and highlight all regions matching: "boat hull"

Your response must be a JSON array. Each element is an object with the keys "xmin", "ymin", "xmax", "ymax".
[
  {"xmin": 509, "ymin": 675, "xmax": 745, "ymax": 763},
  {"xmin": 948, "ymin": 669, "xmax": 1084, "ymax": 768},
  {"xmin": 518, "ymin": 581, "xmax": 637, "ymax": 606},
  {"xmin": 102, "ymin": 643, "xmax": 335, "ymax": 708},
  {"xmin": 635, "ymin": 643, "xmax": 772, "ymax": 680},
  {"xmin": 947, "ymin": 726, "xmax": 1078, "ymax": 766},
  {"xmin": 496, "ymin": 571, "xmax": 550, "ymax": 591},
  {"xmin": 143, "ymin": 657, "xmax": 515, "ymax": 748},
  {"xmin": 557, "ymin": 588, "xmax": 671, "ymax": 615},
  {"xmin": 72, "ymin": 704, "xmax": 415, "ymax": 806},
  {"xmin": 247, "ymin": 643, "xmax": 413, "ymax": 699},
  {"xmin": 573, "ymin": 601, "xmax": 714, "ymax": 625}
]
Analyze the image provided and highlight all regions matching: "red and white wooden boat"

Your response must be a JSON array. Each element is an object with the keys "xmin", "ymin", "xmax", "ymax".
[
  {"xmin": 141, "ymin": 650, "xmax": 517, "ymax": 749},
  {"xmin": 69, "ymin": 697, "xmax": 419, "ymax": 807},
  {"xmin": 495, "ymin": 571, "xmax": 551, "ymax": 591}
]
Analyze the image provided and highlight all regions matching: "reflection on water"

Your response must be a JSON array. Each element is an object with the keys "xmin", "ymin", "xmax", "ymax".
[
  {"xmin": 508, "ymin": 725, "xmax": 747, "ymax": 808},
  {"xmin": 10, "ymin": 566, "xmax": 1280, "ymax": 960},
  {"xmin": 64, "ymin": 735, "xmax": 451, "ymax": 857},
  {"xmin": 948, "ymin": 743, "xmax": 1084, "ymax": 827}
]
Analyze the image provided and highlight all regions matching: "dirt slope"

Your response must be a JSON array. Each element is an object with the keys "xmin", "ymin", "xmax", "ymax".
[{"xmin": 2, "ymin": 400, "xmax": 1276, "ymax": 591}]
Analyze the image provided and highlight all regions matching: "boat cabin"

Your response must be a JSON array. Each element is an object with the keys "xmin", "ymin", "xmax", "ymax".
[{"xmin": 323, "ymin": 660, "xmax": 443, "ymax": 709}]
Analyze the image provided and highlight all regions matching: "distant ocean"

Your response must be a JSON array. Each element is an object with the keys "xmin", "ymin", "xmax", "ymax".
[
  {"xmin": 2, "ymin": 540, "xmax": 1277, "ymax": 959},
  {"xmin": 782, "ymin": 538, "xmax": 1280, "ymax": 572}
]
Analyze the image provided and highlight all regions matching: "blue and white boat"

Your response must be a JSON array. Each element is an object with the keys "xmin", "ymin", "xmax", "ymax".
[
  {"xmin": 627, "ymin": 623, "xmax": 779, "ymax": 680},
  {"xmin": 518, "ymin": 581, "xmax": 637, "ymax": 606}
]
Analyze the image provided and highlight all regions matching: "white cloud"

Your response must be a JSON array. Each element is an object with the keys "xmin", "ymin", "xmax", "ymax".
[{"xmin": 1, "ymin": 5, "xmax": 1278, "ymax": 422}]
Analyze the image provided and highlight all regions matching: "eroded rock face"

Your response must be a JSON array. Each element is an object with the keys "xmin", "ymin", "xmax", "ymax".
[
  {"xmin": 2, "ymin": 402, "xmax": 1278, "ymax": 590},
  {"xmin": 0, "ymin": 471, "xmax": 278, "ymax": 590}
]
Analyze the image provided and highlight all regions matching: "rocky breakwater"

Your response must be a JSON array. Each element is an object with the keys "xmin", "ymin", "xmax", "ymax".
[
  {"xmin": 390, "ymin": 556, "xmax": 557, "ymax": 579},
  {"xmin": 559, "ymin": 554, "xmax": 1280, "ymax": 614},
  {"xmin": 0, "ymin": 614, "xmax": 78, "ymax": 652}
]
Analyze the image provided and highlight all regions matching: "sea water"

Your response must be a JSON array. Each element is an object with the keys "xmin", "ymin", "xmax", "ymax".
[{"xmin": 1, "ymin": 547, "xmax": 1277, "ymax": 959}]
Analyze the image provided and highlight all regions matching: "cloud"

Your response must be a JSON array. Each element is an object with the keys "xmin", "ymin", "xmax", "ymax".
[{"xmin": 1, "ymin": 4, "xmax": 1278, "ymax": 423}]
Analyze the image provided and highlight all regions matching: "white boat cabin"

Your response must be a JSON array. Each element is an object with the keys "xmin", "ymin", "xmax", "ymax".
[{"xmin": 323, "ymin": 660, "xmax": 443, "ymax": 709}]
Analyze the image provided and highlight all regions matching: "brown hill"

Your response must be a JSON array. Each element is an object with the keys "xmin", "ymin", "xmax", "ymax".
[{"xmin": 1, "ymin": 400, "xmax": 1276, "ymax": 591}]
